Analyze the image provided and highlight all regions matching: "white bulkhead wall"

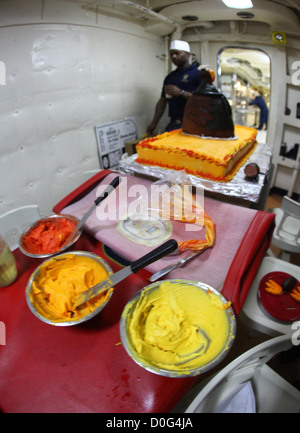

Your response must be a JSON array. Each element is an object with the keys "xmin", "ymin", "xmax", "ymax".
[
  {"xmin": 1, "ymin": 0, "xmax": 300, "ymax": 218},
  {"xmin": 0, "ymin": 0, "xmax": 169, "ymax": 216}
]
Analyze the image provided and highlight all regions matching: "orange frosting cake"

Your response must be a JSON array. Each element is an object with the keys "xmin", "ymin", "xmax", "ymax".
[{"xmin": 136, "ymin": 125, "xmax": 257, "ymax": 182}]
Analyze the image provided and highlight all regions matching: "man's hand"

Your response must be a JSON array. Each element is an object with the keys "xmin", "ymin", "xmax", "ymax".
[
  {"xmin": 164, "ymin": 84, "xmax": 181, "ymax": 97},
  {"xmin": 146, "ymin": 122, "xmax": 157, "ymax": 136},
  {"xmin": 146, "ymin": 97, "xmax": 167, "ymax": 136}
]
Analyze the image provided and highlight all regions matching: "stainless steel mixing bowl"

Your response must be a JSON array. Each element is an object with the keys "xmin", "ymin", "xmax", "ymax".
[
  {"xmin": 19, "ymin": 214, "xmax": 81, "ymax": 259},
  {"xmin": 26, "ymin": 251, "xmax": 113, "ymax": 326},
  {"xmin": 120, "ymin": 279, "xmax": 236, "ymax": 377}
]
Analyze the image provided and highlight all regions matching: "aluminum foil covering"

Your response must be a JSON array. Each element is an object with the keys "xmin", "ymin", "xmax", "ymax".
[{"xmin": 118, "ymin": 142, "xmax": 272, "ymax": 203}]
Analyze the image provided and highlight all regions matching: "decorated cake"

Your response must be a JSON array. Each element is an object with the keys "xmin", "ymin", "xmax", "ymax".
[
  {"xmin": 136, "ymin": 67, "xmax": 257, "ymax": 182},
  {"xmin": 136, "ymin": 125, "xmax": 257, "ymax": 182}
]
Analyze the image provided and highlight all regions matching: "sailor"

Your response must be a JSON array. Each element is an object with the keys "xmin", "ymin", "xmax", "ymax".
[
  {"xmin": 146, "ymin": 39, "xmax": 202, "ymax": 135},
  {"xmin": 249, "ymin": 90, "xmax": 268, "ymax": 130}
]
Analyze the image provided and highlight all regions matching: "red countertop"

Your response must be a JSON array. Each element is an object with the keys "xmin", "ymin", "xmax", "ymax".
[
  {"xmin": 0, "ymin": 233, "xmax": 195, "ymax": 413},
  {"xmin": 0, "ymin": 170, "xmax": 275, "ymax": 413}
]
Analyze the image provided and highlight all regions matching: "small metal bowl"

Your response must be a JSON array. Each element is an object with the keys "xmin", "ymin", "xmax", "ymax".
[
  {"xmin": 26, "ymin": 251, "xmax": 113, "ymax": 326},
  {"xmin": 19, "ymin": 214, "xmax": 81, "ymax": 258},
  {"xmin": 120, "ymin": 279, "xmax": 236, "ymax": 377}
]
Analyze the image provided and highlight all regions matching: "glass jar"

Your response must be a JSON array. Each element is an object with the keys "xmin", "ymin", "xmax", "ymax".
[{"xmin": 0, "ymin": 234, "xmax": 17, "ymax": 287}]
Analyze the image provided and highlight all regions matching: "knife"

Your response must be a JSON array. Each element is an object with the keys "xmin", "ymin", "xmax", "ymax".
[
  {"xmin": 73, "ymin": 238, "xmax": 178, "ymax": 308},
  {"xmin": 62, "ymin": 176, "xmax": 120, "ymax": 248},
  {"xmin": 149, "ymin": 249, "xmax": 206, "ymax": 282}
]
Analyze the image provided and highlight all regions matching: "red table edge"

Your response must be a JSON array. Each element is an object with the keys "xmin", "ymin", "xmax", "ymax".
[
  {"xmin": 53, "ymin": 169, "xmax": 114, "ymax": 214},
  {"xmin": 221, "ymin": 210, "xmax": 275, "ymax": 315}
]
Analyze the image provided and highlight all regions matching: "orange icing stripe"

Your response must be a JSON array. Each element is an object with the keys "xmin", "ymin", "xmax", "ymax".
[
  {"xmin": 136, "ymin": 140, "xmax": 257, "ymax": 183},
  {"xmin": 136, "ymin": 125, "xmax": 257, "ymax": 183}
]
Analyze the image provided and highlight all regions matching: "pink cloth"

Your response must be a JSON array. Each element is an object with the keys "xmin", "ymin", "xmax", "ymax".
[{"xmin": 61, "ymin": 173, "xmax": 257, "ymax": 291}]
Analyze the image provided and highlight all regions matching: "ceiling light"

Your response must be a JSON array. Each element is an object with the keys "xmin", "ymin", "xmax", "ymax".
[
  {"xmin": 222, "ymin": 0, "xmax": 253, "ymax": 8},
  {"xmin": 182, "ymin": 15, "xmax": 199, "ymax": 21},
  {"xmin": 237, "ymin": 11, "xmax": 254, "ymax": 18}
]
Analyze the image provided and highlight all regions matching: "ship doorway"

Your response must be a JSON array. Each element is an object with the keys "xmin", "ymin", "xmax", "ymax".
[{"xmin": 217, "ymin": 47, "xmax": 271, "ymax": 135}]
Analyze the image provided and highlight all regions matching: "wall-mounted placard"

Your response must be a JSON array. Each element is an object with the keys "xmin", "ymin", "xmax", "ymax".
[{"xmin": 95, "ymin": 118, "xmax": 137, "ymax": 169}]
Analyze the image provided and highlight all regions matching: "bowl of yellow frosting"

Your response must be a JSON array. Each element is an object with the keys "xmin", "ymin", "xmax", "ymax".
[
  {"xmin": 120, "ymin": 279, "xmax": 236, "ymax": 377},
  {"xmin": 26, "ymin": 251, "xmax": 113, "ymax": 326}
]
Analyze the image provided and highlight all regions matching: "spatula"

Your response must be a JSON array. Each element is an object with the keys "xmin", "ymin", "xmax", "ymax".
[
  {"xmin": 73, "ymin": 238, "xmax": 178, "ymax": 308},
  {"xmin": 149, "ymin": 248, "xmax": 206, "ymax": 282},
  {"xmin": 62, "ymin": 176, "xmax": 120, "ymax": 249}
]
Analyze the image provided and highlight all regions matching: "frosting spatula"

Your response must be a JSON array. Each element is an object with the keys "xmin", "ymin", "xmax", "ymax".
[
  {"xmin": 73, "ymin": 239, "xmax": 178, "ymax": 308},
  {"xmin": 62, "ymin": 176, "xmax": 120, "ymax": 249}
]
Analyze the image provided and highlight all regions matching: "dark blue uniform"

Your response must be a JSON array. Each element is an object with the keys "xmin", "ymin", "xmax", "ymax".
[
  {"xmin": 162, "ymin": 64, "xmax": 201, "ymax": 131},
  {"xmin": 249, "ymin": 96, "xmax": 268, "ymax": 130}
]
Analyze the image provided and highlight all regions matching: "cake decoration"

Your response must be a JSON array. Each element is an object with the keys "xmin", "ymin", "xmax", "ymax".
[{"xmin": 182, "ymin": 67, "xmax": 235, "ymax": 138}]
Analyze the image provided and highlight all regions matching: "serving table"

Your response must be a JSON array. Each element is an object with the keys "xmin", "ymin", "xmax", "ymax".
[{"xmin": 0, "ymin": 170, "xmax": 275, "ymax": 413}]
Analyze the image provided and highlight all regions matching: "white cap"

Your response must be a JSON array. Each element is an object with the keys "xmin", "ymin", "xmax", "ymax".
[
  {"xmin": 170, "ymin": 40, "xmax": 190, "ymax": 53},
  {"xmin": 198, "ymin": 64, "xmax": 211, "ymax": 71}
]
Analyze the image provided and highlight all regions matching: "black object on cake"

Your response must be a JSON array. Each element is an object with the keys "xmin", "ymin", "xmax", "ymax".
[{"xmin": 182, "ymin": 68, "xmax": 235, "ymax": 138}]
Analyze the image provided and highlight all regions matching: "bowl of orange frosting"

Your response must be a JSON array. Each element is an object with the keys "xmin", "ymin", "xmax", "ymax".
[
  {"xmin": 19, "ymin": 214, "xmax": 81, "ymax": 258},
  {"xmin": 26, "ymin": 251, "xmax": 113, "ymax": 326},
  {"xmin": 120, "ymin": 279, "xmax": 236, "ymax": 377}
]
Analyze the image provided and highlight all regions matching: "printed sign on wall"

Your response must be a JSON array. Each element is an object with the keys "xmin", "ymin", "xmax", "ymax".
[{"xmin": 95, "ymin": 118, "xmax": 137, "ymax": 169}]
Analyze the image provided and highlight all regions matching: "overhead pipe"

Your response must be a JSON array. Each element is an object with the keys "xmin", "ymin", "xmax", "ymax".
[
  {"xmin": 91, "ymin": 0, "xmax": 181, "ymax": 34},
  {"xmin": 183, "ymin": 21, "xmax": 215, "ymax": 31}
]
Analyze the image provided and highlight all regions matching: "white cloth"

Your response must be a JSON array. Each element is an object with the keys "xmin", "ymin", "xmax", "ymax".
[{"xmin": 214, "ymin": 381, "xmax": 256, "ymax": 413}]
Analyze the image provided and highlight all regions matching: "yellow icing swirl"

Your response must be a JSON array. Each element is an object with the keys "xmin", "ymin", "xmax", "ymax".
[
  {"xmin": 124, "ymin": 281, "xmax": 233, "ymax": 373},
  {"xmin": 29, "ymin": 254, "xmax": 112, "ymax": 323}
]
